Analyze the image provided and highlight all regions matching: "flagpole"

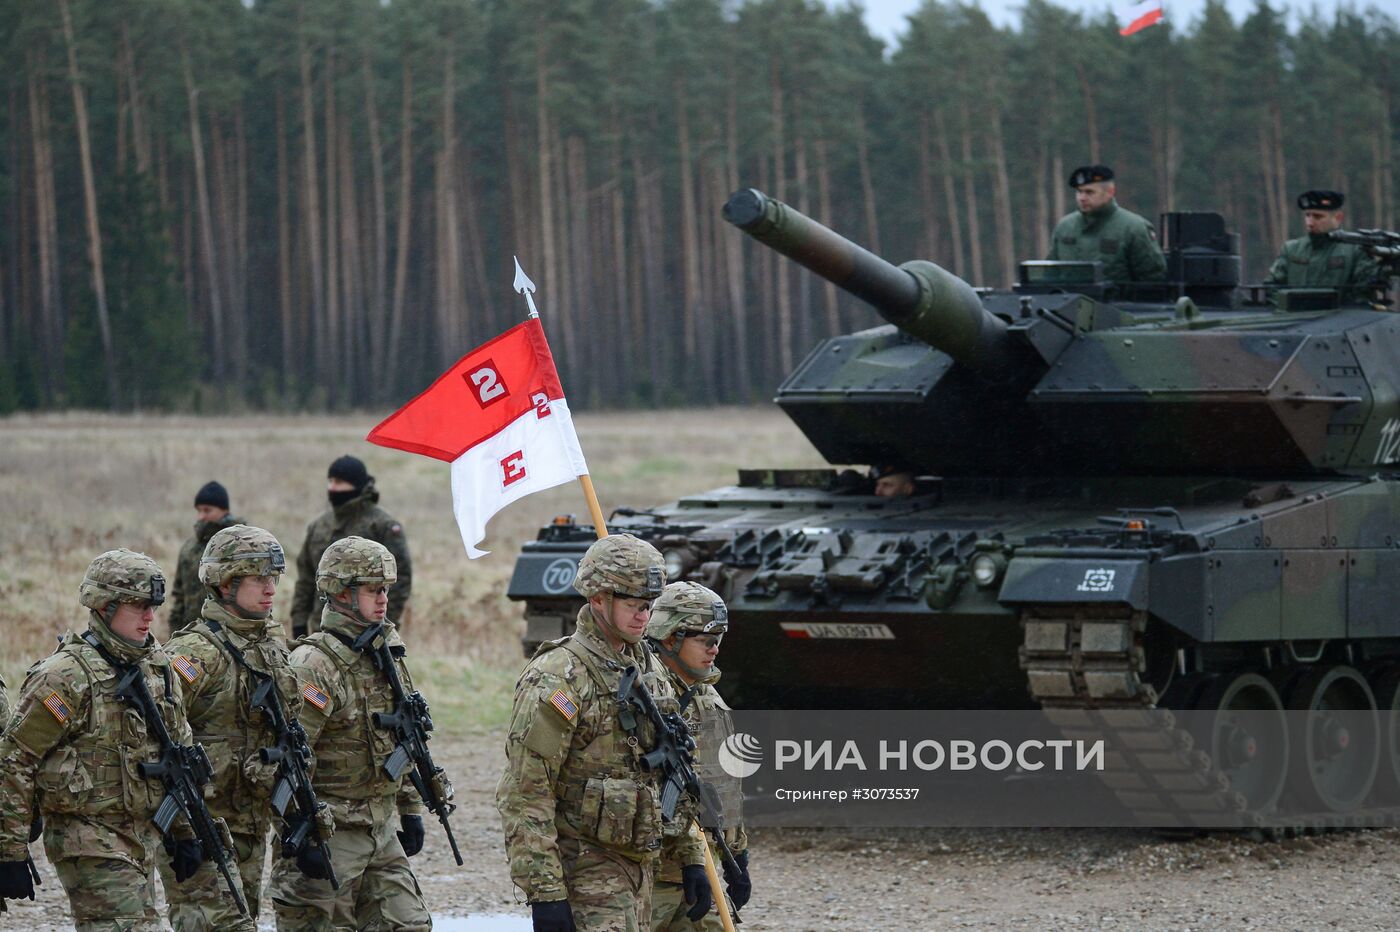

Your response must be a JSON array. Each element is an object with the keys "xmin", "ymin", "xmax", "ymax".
[{"xmin": 514, "ymin": 256, "xmax": 608, "ymax": 539}]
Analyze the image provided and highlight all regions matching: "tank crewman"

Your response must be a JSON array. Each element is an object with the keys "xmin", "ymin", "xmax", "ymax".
[
  {"xmin": 646, "ymin": 583, "xmax": 751, "ymax": 932},
  {"xmin": 0, "ymin": 550, "xmax": 203, "ymax": 929},
  {"xmin": 270, "ymin": 537, "xmax": 433, "ymax": 931},
  {"xmin": 1265, "ymin": 190, "xmax": 1379, "ymax": 302},
  {"xmin": 161, "ymin": 526, "xmax": 303, "ymax": 930},
  {"xmin": 291, "ymin": 456, "xmax": 412, "ymax": 639},
  {"xmin": 168, "ymin": 481, "xmax": 244, "ymax": 634},
  {"xmin": 497, "ymin": 534, "xmax": 710, "ymax": 932},
  {"xmin": 871, "ymin": 464, "xmax": 916, "ymax": 499},
  {"xmin": 1047, "ymin": 164, "xmax": 1166, "ymax": 283}
]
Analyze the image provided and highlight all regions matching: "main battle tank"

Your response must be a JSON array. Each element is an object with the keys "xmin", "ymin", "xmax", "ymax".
[{"xmin": 509, "ymin": 189, "xmax": 1400, "ymax": 824}]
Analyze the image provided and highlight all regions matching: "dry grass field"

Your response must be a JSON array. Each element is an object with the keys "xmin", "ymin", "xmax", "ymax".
[{"xmin": 0, "ymin": 406, "xmax": 822, "ymax": 729}]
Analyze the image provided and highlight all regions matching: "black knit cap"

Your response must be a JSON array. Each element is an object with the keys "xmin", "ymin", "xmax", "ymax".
[
  {"xmin": 1068, "ymin": 164, "xmax": 1115, "ymax": 188},
  {"xmin": 194, "ymin": 480, "xmax": 229, "ymax": 511},
  {"xmin": 328, "ymin": 455, "xmax": 370, "ymax": 491},
  {"xmin": 1297, "ymin": 190, "xmax": 1344, "ymax": 210}
]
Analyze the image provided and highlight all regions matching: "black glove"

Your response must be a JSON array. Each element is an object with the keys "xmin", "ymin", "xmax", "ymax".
[
  {"xmin": 27, "ymin": 812, "xmax": 42, "ymax": 844},
  {"xmin": 682, "ymin": 863, "xmax": 712, "ymax": 921},
  {"xmin": 723, "ymin": 849, "xmax": 752, "ymax": 911},
  {"xmin": 397, "ymin": 814, "xmax": 424, "ymax": 857},
  {"xmin": 0, "ymin": 861, "xmax": 35, "ymax": 901},
  {"xmin": 531, "ymin": 899, "xmax": 576, "ymax": 932},
  {"xmin": 295, "ymin": 843, "xmax": 334, "ymax": 880},
  {"xmin": 169, "ymin": 838, "xmax": 204, "ymax": 883}
]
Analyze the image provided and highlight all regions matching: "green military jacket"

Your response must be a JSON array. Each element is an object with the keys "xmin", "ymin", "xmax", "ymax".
[
  {"xmin": 1048, "ymin": 200, "xmax": 1166, "ymax": 284},
  {"xmin": 164, "ymin": 599, "xmax": 299, "ymax": 833},
  {"xmin": 496, "ymin": 606, "xmax": 706, "ymax": 904},
  {"xmin": 0, "ymin": 620, "xmax": 193, "ymax": 865},
  {"xmin": 287, "ymin": 605, "xmax": 423, "ymax": 828},
  {"xmin": 1266, "ymin": 234, "xmax": 1379, "ymax": 303},
  {"xmin": 168, "ymin": 514, "xmax": 245, "ymax": 632},
  {"xmin": 291, "ymin": 482, "xmax": 411, "ymax": 635},
  {"xmin": 655, "ymin": 664, "xmax": 748, "ymax": 885}
]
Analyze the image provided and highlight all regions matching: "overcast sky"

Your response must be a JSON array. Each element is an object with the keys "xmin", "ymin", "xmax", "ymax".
[{"xmin": 854, "ymin": 0, "xmax": 1370, "ymax": 46}]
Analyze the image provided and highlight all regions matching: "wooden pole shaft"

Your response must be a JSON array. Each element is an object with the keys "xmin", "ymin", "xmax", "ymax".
[
  {"xmin": 578, "ymin": 474, "xmax": 608, "ymax": 538},
  {"xmin": 695, "ymin": 821, "xmax": 737, "ymax": 932}
]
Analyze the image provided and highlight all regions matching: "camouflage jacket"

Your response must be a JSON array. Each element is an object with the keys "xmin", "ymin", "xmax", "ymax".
[
  {"xmin": 0, "ymin": 671, "xmax": 8, "ymax": 726},
  {"xmin": 1048, "ymin": 200, "xmax": 1166, "ymax": 283},
  {"xmin": 287, "ymin": 605, "xmax": 423, "ymax": 827},
  {"xmin": 1266, "ymin": 234, "xmax": 1379, "ymax": 301},
  {"xmin": 291, "ymin": 482, "xmax": 411, "ymax": 634},
  {"xmin": 164, "ymin": 599, "xmax": 298, "ymax": 833},
  {"xmin": 168, "ymin": 514, "xmax": 245, "ymax": 633},
  {"xmin": 0, "ymin": 620, "xmax": 193, "ymax": 865},
  {"xmin": 656, "ymin": 665, "xmax": 748, "ymax": 885},
  {"xmin": 496, "ymin": 605, "xmax": 706, "ymax": 904}
]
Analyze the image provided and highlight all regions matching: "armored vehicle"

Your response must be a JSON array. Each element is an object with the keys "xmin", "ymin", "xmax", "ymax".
[{"xmin": 509, "ymin": 189, "xmax": 1400, "ymax": 825}]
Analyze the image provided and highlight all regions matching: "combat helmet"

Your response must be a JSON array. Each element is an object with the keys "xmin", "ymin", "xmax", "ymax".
[
  {"xmin": 573, "ymin": 534, "xmax": 666, "ymax": 600},
  {"xmin": 79, "ymin": 549, "xmax": 167, "ymax": 620},
  {"xmin": 199, "ymin": 525, "xmax": 285, "ymax": 619},
  {"xmin": 646, "ymin": 582, "xmax": 729, "ymax": 641}
]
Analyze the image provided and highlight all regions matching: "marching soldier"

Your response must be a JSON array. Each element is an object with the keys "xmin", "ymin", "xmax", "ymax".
[
  {"xmin": 497, "ymin": 534, "xmax": 711, "ymax": 932},
  {"xmin": 1048, "ymin": 164, "xmax": 1166, "ymax": 284},
  {"xmin": 161, "ymin": 526, "xmax": 304, "ymax": 929},
  {"xmin": 0, "ymin": 550, "xmax": 203, "ymax": 929},
  {"xmin": 291, "ymin": 456, "xmax": 412, "ymax": 639},
  {"xmin": 168, "ymin": 481, "xmax": 244, "ymax": 635},
  {"xmin": 270, "ymin": 536, "xmax": 433, "ymax": 931},
  {"xmin": 1265, "ymin": 190, "xmax": 1379, "ymax": 302},
  {"xmin": 646, "ymin": 583, "xmax": 750, "ymax": 932}
]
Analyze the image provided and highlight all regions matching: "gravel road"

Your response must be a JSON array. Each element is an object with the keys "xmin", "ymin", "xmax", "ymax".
[{"xmin": 12, "ymin": 730, "xmax": 1400, "ymax": 930}]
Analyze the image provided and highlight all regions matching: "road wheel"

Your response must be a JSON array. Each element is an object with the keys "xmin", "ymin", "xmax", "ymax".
[
  {"xmin": 1192, "ymin": 672, "xmax": 1288, "ymax": 813},
  {"xmin": 1366, "ymin": 665, "xmax": 1400, "ymax": 803},
  {"xmin": 1285, "ymin": 665, "xmax": 1379, "ymax": 812}
]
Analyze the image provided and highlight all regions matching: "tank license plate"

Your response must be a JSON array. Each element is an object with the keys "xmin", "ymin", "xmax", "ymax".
[{"xmin": 780, "ymin": 622, "xmax": 895, "ymax": 640}]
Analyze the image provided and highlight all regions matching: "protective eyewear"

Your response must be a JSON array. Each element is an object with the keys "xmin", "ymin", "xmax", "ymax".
[{"xmin": 681, "ymin": 632, "xmax": 724, "ymax": 649}]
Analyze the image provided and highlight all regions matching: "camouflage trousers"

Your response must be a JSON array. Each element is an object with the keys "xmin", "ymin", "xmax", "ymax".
[
  {"xmin": 650, "ymin": 880, "xmax": 739, "ymax": 931},
  {"xmin": 269, "ymin": 805, "xmax": 430, "ymax": 931},
  {"xmin": 158, "ymin": 825, "xmax": 263, "ymax": 931},
  {"xmin": 53, "ymin": 853, "xmax": 163, "ymax": 932},
  {"xmin": 560, "ymin": 837, "xmax": 656, "ymax": 932}
]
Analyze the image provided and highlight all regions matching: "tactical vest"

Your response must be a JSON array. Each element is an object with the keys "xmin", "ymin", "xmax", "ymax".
[
  {"xmin": 545, "ymin": 637, "xmax": 670, "ymax": 859},
  {"xmin": 34, "ymin": 638, "xmax": 177, "ymax": 823},
  {"xmin": 298, "ymin": 631, "xmax": 412, "ymax": 800}
]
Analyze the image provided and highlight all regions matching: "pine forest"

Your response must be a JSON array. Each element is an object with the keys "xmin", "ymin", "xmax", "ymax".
[{"xmin": 0, "ymin": 0, "xmax": 1396, "ymax": 412}]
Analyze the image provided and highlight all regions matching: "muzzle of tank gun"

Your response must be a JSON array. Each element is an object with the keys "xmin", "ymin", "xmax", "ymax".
[{"xmin": 723, "ymin": 188, "xmax": 1024, "ymax": 382}]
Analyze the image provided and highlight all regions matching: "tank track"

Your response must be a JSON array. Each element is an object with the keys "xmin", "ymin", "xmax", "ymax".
[{"xmin": 1019, "ymin": 605, "xmax": 1397, "ymax": 832}]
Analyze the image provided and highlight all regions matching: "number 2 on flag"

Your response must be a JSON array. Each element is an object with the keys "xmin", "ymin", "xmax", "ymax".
[{"xmin": 466, "ymin": 361, "xmax": 509, "ymax": 408}]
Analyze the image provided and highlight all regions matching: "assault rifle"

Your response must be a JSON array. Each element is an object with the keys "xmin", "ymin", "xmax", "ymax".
[
  {"xmin": 1330, "ymin": 228, "xmax": 1400, "ymax": 306},
  {"xmin": 112, "ymin": 663, "xmax": 247, "ymax": 917},
  {"xmin": 615, "ymin": 667, "xmax": 742, "ymax": 876},
  {"xmin": 352, "ymin": 624, "xmax": 463, "ymax": 865},
  {"xmin": 250, "ymin": 676, "xmax": 339, "ymax": 888}
]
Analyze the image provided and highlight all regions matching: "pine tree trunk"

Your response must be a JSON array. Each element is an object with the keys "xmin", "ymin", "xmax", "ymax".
[
  {"xmin": 298, "ymin": 26, "xmax": 326, "ymax": 395},
  {"xmin": 814, "ymin": 138, "xmax": 840, "ymax": 336},
  {"xmin": 276, "ymin": 88, "xmax": 294, "ymax": 389},
  {"xmin": 794, "ymin": 135, "xmax": 812, "ymax": 352},
  {"xmin": 933, "ymin": 109, "xmax": 965, "ymax": 278},
  {"xmin": 724, "ymin": 83, "xmax": 750, "ymax": 400},
  {"xmin": 675, "ymin": 81, "xmax": 700, "ymax": 388},
  {"xmin": 388, "ymin": 59, "xmax": 413, "ymax": 387},
  {"xmin": 535, "ymin": 41, "xmax": 562, "ymax": 371},
  {"xmin": 1034, "ymin": 143, "xmax": 1051, "ymax": 257},
  {"xmin": 324, "ymin": 44, "xmax": 340, "ymax": 405},
  {"xmin": 770, "ymin": 61, "xmax": 792, "ymax": 372},
  {"xmin": 182, "ymin": 44, "xmax": 226, "ymax": 389},
  {"xmin": 1076, "ymin": 62, "xmax": 1100, "ymax": 162},
  {"xmin": 958, "ymin": 98, "xmax": 985, "ymax": 286},
  {"xmin": 59, "ymin": 0, "xmax": 119, "ymax": 408},
  {"xmin": 988, "ymin": 106, "xmax": 1016, "ymax": 287},
  {"xmin": 855, "ymin": 104, "xmax": 880, "ymax": 256},
  {"xmin": 120, "ymin": 20, "xmax": 151, "ymax": 173},
  {"xmin": 918, "ymin": 112, "xmax": 938, "ymax": 257},
  {"xmin": 361, "ymin": 44, "xmax": 388, "ymax": 357},
  {"xmin": 27, "ymin": 50, "xmax": 64, "ymax": 403}
]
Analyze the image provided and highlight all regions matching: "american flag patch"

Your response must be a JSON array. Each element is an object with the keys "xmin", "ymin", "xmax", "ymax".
[
  {"xmin": 172, "ymin": 655, "xmax": 201, "ymax": 684},
  {"xmin": 547, "ymin": 689, "xmax": 578, "ymax": 722},
  {"xmin": 42, "ymin": 692, "xmax": 71, "ymax": 724},
  {"xmin": 302, "ymin": 682, "xmax": 329, "ymax": 710}
]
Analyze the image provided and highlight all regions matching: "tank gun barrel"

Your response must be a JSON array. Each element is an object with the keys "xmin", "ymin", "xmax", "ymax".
[{"xmin": 724, "ymin": 188, "xmax": 1022, "ymax": 381}]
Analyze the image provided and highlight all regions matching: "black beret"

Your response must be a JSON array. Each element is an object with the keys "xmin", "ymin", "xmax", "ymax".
[
  {"xmin": 194, "ymin": 480, "xmax": 229, "ymax": 511},
  {"xmin": 328, "ymin": 455, "xmax": 370, "ymax": 490},
  {"xmin": 1068, "ymin": 165, "xmax": 1115, "ymax": 188},
  {"xmin": 1297, "ymin": 190, "xmax": 1344, "ymax": 210}
]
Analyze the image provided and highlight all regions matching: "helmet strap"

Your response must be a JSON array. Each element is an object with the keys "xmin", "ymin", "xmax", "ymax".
[
  {"xmin": 591, "ymin": 592, "xmax": 642, "ymax": 646},
  {"xmin": 215, "ymin": 576, "xmax": 272, "ymax": 621},
  {"xmin": 658, "ymin": 635, "xmax": 709, "ymax": 682},
  {"xmin": 332, "ymin": 584, "xmax": 376, "ymax": 627}
]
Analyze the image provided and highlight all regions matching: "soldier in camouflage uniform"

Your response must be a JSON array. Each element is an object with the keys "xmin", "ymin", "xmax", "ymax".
[
  {"xmin": 1048, "ymin": 164, "xmax": 1166, "ymax": 284},
  {"xmin": 168, "ymin": 481, "xmax": 244, "ymax": 635},
  {"xmin": 497, "ymin": 534, "xmax": 710, "ymax": 932},
  {"xmin": 270, "ymin": 536, "xmax": 434, "ymax": 931},
  {"xmin": 161, "ymin": 526, "xmax": 308, "ymax": 930},
  {"xmin": 291, "ymin": 456, "xmax": 412, "ymax": 639},
  {"xmin": 0, "ymin": 550, "xmax": 204, "ymax": 929},
  {"xmin": 1266, "ymin": 190, "xmax": 1380, "ymax": 303},
  {"xmin": 645, "ymin": 583, "xmax": 750, "ymax": 932}
]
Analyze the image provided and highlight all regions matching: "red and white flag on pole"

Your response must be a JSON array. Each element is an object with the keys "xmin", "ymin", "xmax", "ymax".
[
  {"xmin": 367, "ymin": 318, "xmax": 588, "ymax": 557},
  {"xmin": 1116, "ymin": 0, "xmax": 1163, "ymax": 35}
]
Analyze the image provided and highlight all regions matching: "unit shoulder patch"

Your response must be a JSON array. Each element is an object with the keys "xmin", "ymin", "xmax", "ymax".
[
  {"xmin": 42, "ymin": 691, "xmax": 72, "ymax": 724},
  {"xmin": 172, "ymin": 655, "xmax": 201, "ymax": 684},
  {"xmin": 302, "ymin": 681, "xmax": 330, "ymax": 711},
  {"xmin": 546, "ymin": 688, "xmax": 578, "ymax": 722}
]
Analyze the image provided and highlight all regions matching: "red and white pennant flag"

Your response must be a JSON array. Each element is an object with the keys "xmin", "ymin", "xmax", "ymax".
[
  {"xmin": 1116, "ymin": 0, "xmax": 1163, "ymax": 35},
  {"xmin": 367, "ymin": 317, "xmax": 588, "ymax": 558}
]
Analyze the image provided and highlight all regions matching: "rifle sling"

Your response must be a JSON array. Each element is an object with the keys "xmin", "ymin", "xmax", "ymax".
[{"xmin": 80, "ymin": 630, "xmax": 175, "ymax": 722}]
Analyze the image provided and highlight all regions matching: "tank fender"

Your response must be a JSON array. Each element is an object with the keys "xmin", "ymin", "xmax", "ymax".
[{"xmin": 998, "ymin": 557, "xmax": 1148, "ymax": 610}]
